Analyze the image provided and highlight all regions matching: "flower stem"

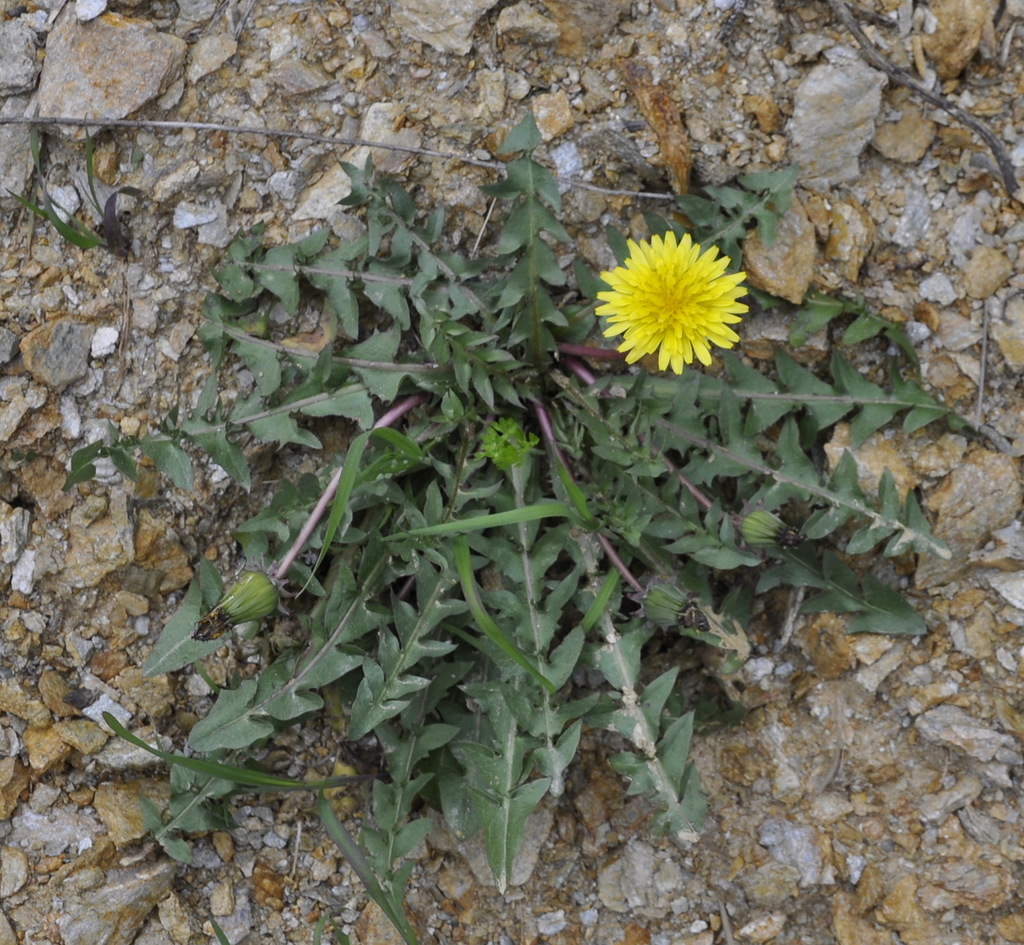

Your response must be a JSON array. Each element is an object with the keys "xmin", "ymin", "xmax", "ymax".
[
  {"xmin": 272, "ymin": 393, "xmax": 426, "ymax": 583},
  {"xmin": 532, "ymin": 399, "xmax": 644, "ymax": 594},
  {"xmin": 563, "ymin": 356, "xmax": 597, "ymax": 387}
]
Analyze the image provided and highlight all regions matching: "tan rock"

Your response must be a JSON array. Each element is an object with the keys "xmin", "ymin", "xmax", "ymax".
[
  {"xmin": 824, "ymin": 199, "xmax": 876, "ymax": 282},
  {"xmin": 66, "ymin": 492, "xmax": 134, "ymax": 589},
  {"xmin": 114, "ymin": 667, "xmax": 175, "ymax": 720},
  {"xmin": 39, "ymin": 669, "xmax": 77, "ymax": 718},
  {"xmin": 963, "ymin": 245, "xmax": 1012, "ymax": 299},
  {"xmin": 474, "ymin": 68, "xmax": 507, "ymax": 121},
  {"xmin": 0, "ymin": 846, "xmax": 30, "ymax": 898},
  {"xmin": 54, "ymin": 719, "xmax": 109, "ymax": 754},
  {"xmin": 209, "ymin": 880, "xmax": 235, "ymax": 916},
  {"xmin": 911, "ymin": 433, "xmax": 968, "ymax": 479},
  {"xmin": 855, "ymin": 862, "xmax": 886, "ymax": 913},
  {"xmin": 0, "ymin": 910, "xmax": 15, "ymax": 945},
  {"xmin": 294, "ymin": 163, "xmax": 353, "ymax": 221},
  {"xmin": 744, "ymin": 94, "xmax": 782, "ymax": 133},
  {"xmin": 19, "ymin": 319, "xmax": 95, "ymax": 391},
  {"xmin": 268, "ymin": 59, "xmax": 331, "ymax": 95},
  {"xmin": 252, "ymin": 859, "xmax": 286, "ymax": 911},
  {"xmin": 737, "ymin": 861, "xmax": 801, "ymax": 907},
  {"xmin": 875, "ymin": 876, "xmax": 942, "ymax": 945},
  {"xmin": 157, "ymin": 892, "xmax": 192, "ymax": 944},
  {"xmin": 737, "ymin": 912, "xmax": 786, "ymax": 942},
  {"xmin": 872, "ymin": 105, "xmax": 937, "ymax": 163},
  {"xmin": 743, "ymin": 197, "xmax": 817, "ymax": 304},
  {"xmin": 997, "ymin": 914, "xmax": 1024, "ymax": 942},
  {"xmin": 538, "ymin": 0, "xmax": 633, "ymax": 58},
  {"xmin": 739, "ymin": 307, "xmax": 829, "ymax": 364},
  {"xmin": 0, "ymin": 680, "xmax": 50, "ymax": 726},
  {"xmin": 353, "ymin": 897, "xmax": 411, "ymax": 945},
  {"xmin": 920, "ymin": 858, "xmax": 1014, "ymax": 912},
  {"xmin": 916, "ymin": 448, "xmax": 1023, "ymax": 587},
  {"xmin": 496, "ymin": 2, "xmax": 560, "ymax": 42},
  {"xmin": 993, "ymin": 293, "xmax": 1024, "ymax": 368},
  {"xmin": 94, "ymin": 781, "xmax": 162, "ymax": 845},
  {"xmin": 23, "ymin": 725, "xmax": 73, "ymax": 774},
  {"xmin": 0, "ymin": 758, "xmax": 30, "ymax": 820},
  {"xmin": 186, "ymin": 32, "xmax": 237, "ymax": 84},
  {"xmin": 833, "ymin": 890, "xmax": 890, "ymax": 945},
  {"xmin": 133, "ymin": 509, "xmax": 193, "ymax": 593},
  {"xmin": 212, "ymin": 831, "xmax": 236, "ymax": 863},
  {"xmin": 532, "ymin": 88, "xmax": 574, "ymax": 141},
  {"xmin": 921, "ymin": 0, "xmax": 994, "ymax": 79},
  {"xmin": 391, "ymin": 0, "xmax": 500, "ymax": 55},
  {"xmin": 34, "ymin": 10, "xmax": 187, "ymax": 137},
  {"xmin": 802, "ymin": 614, "xmax": 855, "ymax": 679},
  {"xmin": 88, "ymin": 649, "xmax": 129, "ymax": 682},
  {"xmin": 294, "ymin": 102, "xmax": 422, "ymax": 221}
]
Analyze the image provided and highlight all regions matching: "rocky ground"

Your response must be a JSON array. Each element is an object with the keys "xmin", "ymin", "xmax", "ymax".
[{"xmin": 2, "ymin": 0, "xmax": 1024, "ymax": 943}]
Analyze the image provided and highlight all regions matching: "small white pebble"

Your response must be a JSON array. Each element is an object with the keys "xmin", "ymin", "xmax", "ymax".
[
  {"xmin": 76, "ymin": 0, "xmax": 107, "ymax": 20},
  {"xmin": 91, "ymin": 326, "xmax": 119, "ymax": 358},
  {"xmin": 173, "ymin": 202, "xmax": 219, "ymax": 229},
  {"xmin": 919, "ymin": 272, "xmax": 957, "ymax": 305},
  {"xmin": 536, "ymin": 912, "xmax": 566, "ymax": 936},
  {"xmin": 11, "ymin": 550, "xmax": 36, "ymax": 595},
  {"xmin": 59, "ymin": 395, "xmax": 81, "ymax": 439},
  {"xmin": 745, "ymin": 656, "xmax": 775, "ymax": 682}
]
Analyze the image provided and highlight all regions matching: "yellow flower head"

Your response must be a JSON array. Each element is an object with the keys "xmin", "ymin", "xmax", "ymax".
[{"xmin": 596, "ymin": 231, "xmax": 748, "ymax": 375}]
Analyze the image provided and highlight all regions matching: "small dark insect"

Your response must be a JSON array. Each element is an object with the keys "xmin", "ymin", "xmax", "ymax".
[
  {"xmin": 680, "ymin": 604, "xmax": 711, "ymax": 634},
  {"xmin": 63, "ymin": 688, "xmax": 98, "ymax": 710},
  {"xmin": 192, "ymin": 607, "xmax": 233, "ymax": 642},
  {"xmin": 777, "ymin": 526, "xmax": 807, "ymax": 549}
]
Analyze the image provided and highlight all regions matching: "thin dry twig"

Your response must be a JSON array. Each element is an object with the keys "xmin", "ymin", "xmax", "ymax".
[
  {"xmin": 0, "ymin": 115, "xmax": 676, "ymax": 202},
  {"xmin": 472, "ymin": 197, "xmax": 498, "ymax": 257},
  {"xmin": 775, "ymin": 584, "xmax": 806, "ymax": 654},
  {"xmin": 978, "ymin": 299, "xmax": 991, "ymax": 427},
  {"xmin": 822, "ymin": 0, "xmax": 1022, "ymax": 202},
  {"xmin": 718, "ymin": 898, "xmax": 737, "ymax": 945},
  {"xmin": 233, "ymin": 0, "xmax": 260, "ymax": 38}
]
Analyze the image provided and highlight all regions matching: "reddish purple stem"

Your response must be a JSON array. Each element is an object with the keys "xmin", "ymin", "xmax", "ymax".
[
  {"xmin": 272, "ymin": 393, "xmax": 426, "ymax": 582},
  {"xmin": 533, "ymin": 399, "xmax": 644, "ymax": 594},
  {"xmin": 563, "ymin": 356, "xmax": 597, "ymax": 387}
]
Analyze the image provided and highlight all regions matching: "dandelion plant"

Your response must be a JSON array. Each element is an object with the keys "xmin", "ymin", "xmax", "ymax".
[{"xmin": 64, "ymin": 114, "xmax": 960, "ymax": 941}]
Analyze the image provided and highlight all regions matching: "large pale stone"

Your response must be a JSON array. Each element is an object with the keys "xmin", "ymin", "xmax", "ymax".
[
  {"xmin": 390, "ymin": 0, "xmax": 501, "ymax": 54},
  {"xmin": 789, "ymin": 60, "xmax": 886, "ymax": 188},
  {"xmin": 34, "ymin": 10, "xmax": 186, "ymax": 136}
]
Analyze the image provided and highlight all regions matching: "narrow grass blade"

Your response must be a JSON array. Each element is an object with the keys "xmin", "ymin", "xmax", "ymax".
[
  {"xmin": 452, "ymin": 535, "xmax": 556, "ymax": 693},
  {"xmin": 393, "ymin": 501, "xmax": 570, "ymax": 539},
  {"xmin": 303, "ymin": 431, "xmax": 369, "ymax": 591},
  {"xmin": 103, "ymin": 712, "xmax": 368, "ymax": 791},
  {"xmin": 581, "ymin": 571, "xmax": 619, "ymax": 632},
  {"xmin": 8, "ymin": 189, "xmax": 104, "ymax": 250},
  {"xmin": 317, "ymin": 789, "xmax": 419, "ymax": 945}
]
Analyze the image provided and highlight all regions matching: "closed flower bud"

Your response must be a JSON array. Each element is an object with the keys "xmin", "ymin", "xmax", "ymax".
[
  {"xmin": 740, "ymin": 510, "xmax": 786, "ymax": 547},
  {"xmin": 643, "ymin": 581, "xmax": 688, "ymax": 627},
  {"xmin": 218, "ymin": 570, "xmax": 280, "ymax": 625}
]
